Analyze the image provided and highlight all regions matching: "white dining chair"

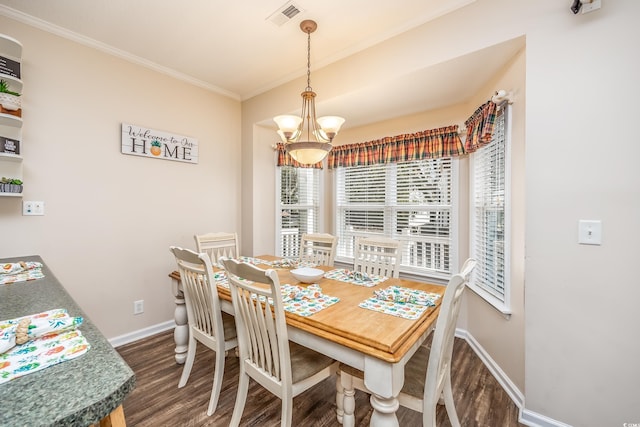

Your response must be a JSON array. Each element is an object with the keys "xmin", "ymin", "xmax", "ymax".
[
  {"xmin": 299, "ymin": 233, "xmax": 338, "ymax": 266},
  {"xmin": 219, "ymin": 257, "xmax": 338, "ymax": 427},
  {"xmin": 169, "ymin": 246, "xmax": 238, "ymax": 416},
  {"xmin": 337, "ymin": 258, "xmax": 477, "ymax": 427},
  {"xmin": 194, "ymin": 232, "xmax": 239, "ymax": 265},
  {"xmin": 353, "ymin": 236, "xmax": 401, "ymax": 278}
]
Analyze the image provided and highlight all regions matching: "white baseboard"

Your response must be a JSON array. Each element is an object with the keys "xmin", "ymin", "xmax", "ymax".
[
  {"xmin": 108, "ymin": 320, "xmax": 175, "ymax": 348},
  {"xmin": 455, "ymin": 328, "xmax": 524, "ymax": 409},
  {"xmin": 455, "ymin": 328, "xmax": 570, "ymax": 427},
  {"xmin": 519, "ymin": 409, "xmax": 573, "ymax": 427}
]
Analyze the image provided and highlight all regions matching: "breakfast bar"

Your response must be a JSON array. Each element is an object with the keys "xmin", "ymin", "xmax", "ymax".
[{"xmin": 0, "ymin": 255, "xmax": 135, "ymax": 426}]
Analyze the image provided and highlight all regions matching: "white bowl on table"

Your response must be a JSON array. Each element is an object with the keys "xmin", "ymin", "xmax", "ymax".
[{"xmin": 290, "ymin": 267, "xmax": 324, "ymax": 283}]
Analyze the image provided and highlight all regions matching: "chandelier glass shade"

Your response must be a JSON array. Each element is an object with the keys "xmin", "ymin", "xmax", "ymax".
[{"xmin": 274, "ymin": 20, "xmax": 345, "ymax": 164}]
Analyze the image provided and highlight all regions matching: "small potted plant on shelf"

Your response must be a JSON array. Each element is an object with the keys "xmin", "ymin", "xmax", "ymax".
[
  {"xmin": 0, "ymin": 79, "xmax": 21, "ymax": 112},
  {"xmin": 0, "ymin": 177, "xmax": 23, "ymax": 193}
]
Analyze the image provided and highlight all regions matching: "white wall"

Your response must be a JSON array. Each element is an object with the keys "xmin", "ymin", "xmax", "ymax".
[
  {"xmin": 0, "ymin": 16, "xmax": 242, "ymax": 339},
  {"xmin": 524, "ymin": 1, "xmax": 640, "ymax": 425},
  {"xmin": 243, "ymin": 1, "xmax": 640, "ymax": 425}
]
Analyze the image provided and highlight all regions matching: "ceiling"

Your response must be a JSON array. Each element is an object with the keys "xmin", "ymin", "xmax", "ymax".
[{"xmin": 0, "ymin": 0, "xmax": 524, "ymax": 129}]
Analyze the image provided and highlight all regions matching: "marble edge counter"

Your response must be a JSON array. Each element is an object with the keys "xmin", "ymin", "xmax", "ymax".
[{"xmin": 0, "ymin": 255, "xmax": 136, "ymax": 426}]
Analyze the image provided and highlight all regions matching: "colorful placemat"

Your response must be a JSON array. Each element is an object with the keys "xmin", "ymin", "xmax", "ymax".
[
  {"xmin": 358, "ymin": 298, "xmax": 428, "ymax": 320},
  {"xmin": 0, "ymin": 309, "xmax": 84, "ymax": 354},
  {"xmin": 0, "ymin": 309, "xmax": 90, "ymax": 384},
  {"xmin": 253, "ymin": 284, "xmax": 339, "ymax": 317},
  {"xmin": 213, "ymin": 270, "xmax": 229, "ymax": 288},
  {"xmin": 0, "ymin": 261, "xmax": 45, "ymax": 285},
  {"xmin": 373, "ymin": 286, "xmax": 441, "ymax": 307},
  {"xmin": 358, "ymin": 286, "xmax": 441, "ymax": 320},
  {"xmin": 324, "ymin": 268, "xmax": 387, "ymax": 287},
  {"xmin": 0, "ymin": 329, "xmax": 90, "ymax": 384},
  {"xmin": 280, "ymin": 284, "xmax": 339, "ymax": 316}
]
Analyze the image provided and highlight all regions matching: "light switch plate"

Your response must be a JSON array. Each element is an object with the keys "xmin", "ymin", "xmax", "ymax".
[
  {"xmin": 578, "ymin": 220, "xmax": 601, "ymax": 245},
  {"xmin": 23, "ymin": 201, "xmax": 45, "ymax": 216}
]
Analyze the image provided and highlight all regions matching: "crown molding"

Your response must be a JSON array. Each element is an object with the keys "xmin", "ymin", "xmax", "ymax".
[{"xmin": 0, "ymin": 4, "xmax": 241, "ymax": 101}]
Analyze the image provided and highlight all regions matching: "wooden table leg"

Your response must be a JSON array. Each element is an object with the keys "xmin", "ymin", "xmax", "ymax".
[
  {"xmin": 91, "ymin": 405, "xmax": 126, "ymax": 427},
  {"xmin": 171, "ymin": 276, "xmax": 188, "ymax": 364}
]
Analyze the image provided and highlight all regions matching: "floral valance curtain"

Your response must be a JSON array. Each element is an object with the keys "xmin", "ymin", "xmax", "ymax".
[
  {"xmin": 326, "ymin": 125, "xmax": 464, "ymax": 169},
  {"xmin": 275, "ymin": 143, "xmax": 323, "ymax": 169},
  {"xmin": 464, "ymin": 100, "xmax": 498, "ymax": 153}
]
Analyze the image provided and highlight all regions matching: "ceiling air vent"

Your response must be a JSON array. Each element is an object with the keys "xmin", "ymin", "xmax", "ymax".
[{"xmin": 267, "ymin": 2, "xmax": 303, "ymax": 26}]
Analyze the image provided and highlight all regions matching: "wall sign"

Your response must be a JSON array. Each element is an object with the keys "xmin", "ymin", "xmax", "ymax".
[
  {"xmin": 0, "ymin": 136, "xmax": 20, "ymax": 155},
  {"xmin": 121, "ymin": 123, "xmax": 198, "ymax": 164},
  {"xmin": 0, "ymin": 55, "xmax": 20, "ymax": 79}
]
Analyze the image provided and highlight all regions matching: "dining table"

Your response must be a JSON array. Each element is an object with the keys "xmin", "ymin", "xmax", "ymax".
[{"xmin": 168, "ymin": 255, "xmax": 445, "ymax": 427}]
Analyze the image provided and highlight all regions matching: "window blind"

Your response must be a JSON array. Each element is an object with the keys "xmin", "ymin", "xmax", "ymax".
[
  {"xmin": 276, "ymin": 166, "xmax": 320, "ymax": 258},
  {"xmin": 335, "ymin": 158, "xmax": 455, "ymax": 277},
  {"xmin": 471, "ymin": 108, "xmax": 507, "ymax": 300}
]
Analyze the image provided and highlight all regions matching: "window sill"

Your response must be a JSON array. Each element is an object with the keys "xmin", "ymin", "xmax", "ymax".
[{"xmin": 467, "ymin": 283, "xmax": 512, "ymax": 319}]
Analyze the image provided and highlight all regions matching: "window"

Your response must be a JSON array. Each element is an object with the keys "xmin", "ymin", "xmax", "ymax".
[
  {"xmin": 276, "ymin": 166, "xmax": 321, "ymax": 258},
  {"xmin": 335, "ymin": 158, "xmax": 457, "ymax": 279},
  {"xmin": 469, "ymin": 105, "xmax": 511, "ymax": 313}
]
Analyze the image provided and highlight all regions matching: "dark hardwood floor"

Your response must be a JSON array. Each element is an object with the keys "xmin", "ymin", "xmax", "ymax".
[{"xmin": 116, "ymin": 330, "xmax": 523, "ymax": 426}]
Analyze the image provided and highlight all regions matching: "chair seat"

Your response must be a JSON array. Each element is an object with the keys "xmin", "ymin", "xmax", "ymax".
[
  {"xmin": 338, "ymin": 344, "xmax": 429, "ymax": 400},
  {"xmin": 400, "ymin": 345, "xmax": 430, "ymax": 399},
  {"xmin": 289, "ymin": 341, "xmax": 335, "ymax": 384}
]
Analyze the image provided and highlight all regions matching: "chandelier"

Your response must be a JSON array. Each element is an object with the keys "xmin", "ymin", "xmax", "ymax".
[{"xmin": 274, "ymin": 20, "xmax": 345, "ymax": 165}]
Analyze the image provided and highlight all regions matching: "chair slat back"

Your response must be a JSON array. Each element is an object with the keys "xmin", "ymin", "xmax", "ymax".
[
  {"xmin": 299, "ymin": 233, "xmax": 338, "ymax": 266},
  {"xmin": 195, "ymin": 232, "xmax": 239, "ymax": 265},
  {"xmin": 221, "ymin": 258, "xmax": 292, "ymax": 387},
  {"xmin": 170, "ymin": 246, "xmax": 224, "ymax": 339},
  {"xmin": 423, "ymin": 258, "xmax": 477, "ymax": 410},
  {"xmin": 353, "ymin": 237, "xmax": 401, "ymax": 278}
]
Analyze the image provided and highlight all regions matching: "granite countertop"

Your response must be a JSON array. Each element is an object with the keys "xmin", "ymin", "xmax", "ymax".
[{"xmin": 0, "ymin": 255, "xmax": 135, "ymax": 426}]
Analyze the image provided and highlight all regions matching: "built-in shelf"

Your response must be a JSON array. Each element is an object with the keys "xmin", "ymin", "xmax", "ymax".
[
  {"xmin": 0, "ymin": 33, "xmax": 22, "ymax": 59},
  {"xmin": 0, "ymin": 152, "xmax": 22, "ymax": 162},
  {"xmin": 0, "ymin": 73, "xmax": 22, "ymax": 93},
  {"xmin": 0, "ymin": 113, "xmax": 22, "ymax": 127},
  {"xmin": 0, "ymin": 33, "xmax": 23, "ymax": 199}
]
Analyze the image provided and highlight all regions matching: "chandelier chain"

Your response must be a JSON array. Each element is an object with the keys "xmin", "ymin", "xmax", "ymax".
[{"xmin": 306, "ymin": 30, "xmax": 312, "ymax": 91}]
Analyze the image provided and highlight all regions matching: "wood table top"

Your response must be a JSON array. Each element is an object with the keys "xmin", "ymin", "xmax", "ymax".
[{"xmin": 169, "ymin": 255, "xmax": 444, "ymax": 363}]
